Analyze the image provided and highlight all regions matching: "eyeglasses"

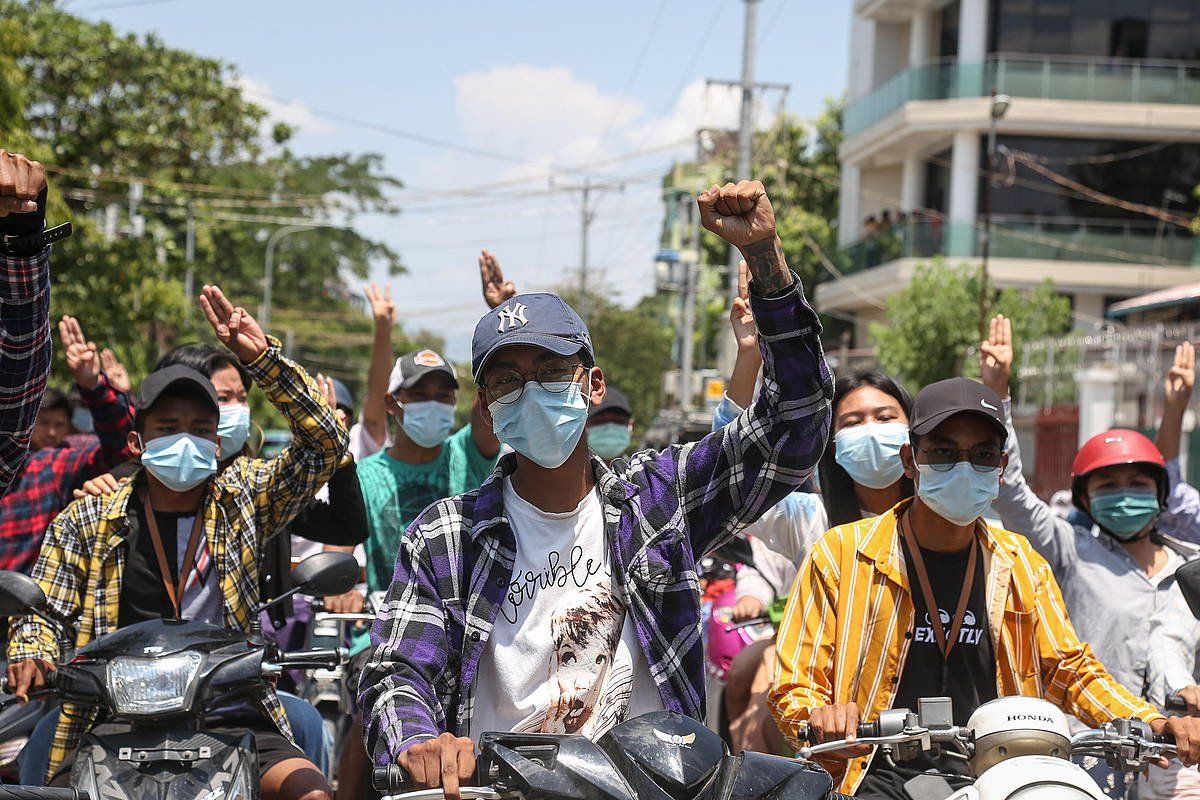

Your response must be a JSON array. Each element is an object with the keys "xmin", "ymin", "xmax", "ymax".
[
  {"xmin": 482, "ymin": 360, "xmax": 586, "ymax": 405},
  {"xmin": 915, "ymin": 444, "xmax": 1003, "ymax": 473}
]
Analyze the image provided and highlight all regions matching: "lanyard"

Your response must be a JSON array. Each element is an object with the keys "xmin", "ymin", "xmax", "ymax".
[
  {"xmin": 139, "ymin": 488, "xmax": 206, "ymax": 619},
  {"xmin": 900, "ymin": 512, "xmax": 979, "ymax": 666}
]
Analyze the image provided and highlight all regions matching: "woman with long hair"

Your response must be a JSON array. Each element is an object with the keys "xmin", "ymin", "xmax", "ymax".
[{"xmin": 817, "ymin": 370, "xmax": 915, "ymax": 528}]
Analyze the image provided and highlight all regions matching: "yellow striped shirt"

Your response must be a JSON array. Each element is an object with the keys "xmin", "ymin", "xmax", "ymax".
[{"xmin": 771, "ymin": 500, "xmax": 1163, "ymax": 796}]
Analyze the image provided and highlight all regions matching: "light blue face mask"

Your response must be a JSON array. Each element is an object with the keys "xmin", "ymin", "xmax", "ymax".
[
  {"xmin": 916, "ymin": 462, "xmax": 1001, "ymax": 527},
  {"xmin": 489, "ymin": 379, "xmax": 589, "ymax": 469},
  {"xmin": 217, "ymin": 404, "xmax": 251, "ymax": 456},
  {"xmin": 140, "ymin": 432, "xmax": 219, "ymax": 492},
  {"xmin": 834, "ymin": 422, "xmax": 909, "ymax": 489},
  {"xmin": 1089, "ymin": 490, "xmax": 1160, "ymax": 540},
  {"xmin": 589, "ymin": 422, "xmax": 632, "ymax": 460},
  {"xmin": 399, "ymin": 400, "xmax": 456, "ymax": 448}
]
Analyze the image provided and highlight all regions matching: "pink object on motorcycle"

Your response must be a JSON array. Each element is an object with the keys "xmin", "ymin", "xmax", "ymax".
[{"xmin": 704, "ymin": 582, "xmax": 773, "ymax": 682}]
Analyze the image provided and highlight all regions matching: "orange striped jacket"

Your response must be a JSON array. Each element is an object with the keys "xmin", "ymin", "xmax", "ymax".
[{"xmin": 770, "ymin": 500, "xmax": 1163, "ymax": 796}]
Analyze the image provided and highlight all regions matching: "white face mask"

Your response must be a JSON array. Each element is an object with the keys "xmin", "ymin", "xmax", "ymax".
[{"xmin": 398, "ymin": 400, "xmax": 456, "ymax": 448}]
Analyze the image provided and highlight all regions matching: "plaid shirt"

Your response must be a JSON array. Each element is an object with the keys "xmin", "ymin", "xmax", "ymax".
[
  {"xmin": 359, "ymin": 278, "xmax": 833, "ymax": 764},
  {"xmin": 0, "ymin": 247, "xmax": 52, "ymax": 497},
  {"xmin": 0, "ymin": 375, "xmax": 134, "ymax": 574},
  {"xmin": 7, "ymin": 337, "xmax": 348, "ymax": 781},
  {"xmin": 771, "ymin": 501, "xmax": 1165, "ymax": 795}
]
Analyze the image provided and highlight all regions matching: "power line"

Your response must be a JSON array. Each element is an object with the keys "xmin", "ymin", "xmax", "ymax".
[
  {"xmin": 580, "ymin": 0, "xmax": 671, "ymax": 168},
  {"xmin": 76, "ymin": 0, "xmax": 185, "ymax": 11},
  {"xmin": 1010, "ymin": 141, "xmax": 1172, "ymax": 166},
  {"xmin": 758, "ymin": 0, "xmax": 791, "ymax": 47}
]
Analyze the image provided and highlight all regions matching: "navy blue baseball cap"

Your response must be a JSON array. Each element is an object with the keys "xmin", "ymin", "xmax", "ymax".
[{"xmin": 472, "ymin": 293, "xmax": 594, "ymax": 381}]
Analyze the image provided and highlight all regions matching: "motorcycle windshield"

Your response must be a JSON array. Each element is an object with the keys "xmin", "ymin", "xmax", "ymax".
[{"xmin": 74, "ymin": 619, "xmax": 251, "ymax": 662}]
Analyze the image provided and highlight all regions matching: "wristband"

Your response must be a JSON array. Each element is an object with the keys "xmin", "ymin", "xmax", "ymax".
[{"xmin": 0, "ymin": 222, "xmax": 72, "ymax": 257}]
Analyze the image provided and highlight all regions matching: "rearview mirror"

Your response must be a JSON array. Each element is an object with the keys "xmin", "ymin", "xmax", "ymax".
[
  {"xmin": 292, "ymin": 552, "xmax": 359, "ymax": 598},
  {"xmin": 0, "ymin": 572, "xmax": 47, "ymax": 616},
  {"xmin": 1177, "ymin": 559, "xmax": 1200, "ymax": 619}
]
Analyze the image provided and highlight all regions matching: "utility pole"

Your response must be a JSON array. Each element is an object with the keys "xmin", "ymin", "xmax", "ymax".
[
  {"xmin": 556, "ymin": 177, "xmax": 623, "ymax": 323},
  {"xmin": 184, "ymin": 203, "xmax": 195, "ymax": 326},
  {"xmin": 679, "ymin": 195, "xmax": 701, "ymax": 412},
  {"xmin": 580, "ymin": 177, "xmax": 593, "ymax": 320},
  {"xmin": 707, "ymin": 0, "xmax": 788, "ymax": 373}
]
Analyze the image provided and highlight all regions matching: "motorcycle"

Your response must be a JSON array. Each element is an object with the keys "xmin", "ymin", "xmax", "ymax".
[
  {"xmin": 301, "ymin": 589, "xmax": 381, "ymax": 783},
  {"xmin": 370, "ymin": 709, "xmax": 853, "ymax": 800},
  {"xmin": 0, "ymin": 550, "xmax": 360, "ymax": 800},
  {"xmin": 799, "ymin": 695, "xmax": 1176, "ymax": 800}
]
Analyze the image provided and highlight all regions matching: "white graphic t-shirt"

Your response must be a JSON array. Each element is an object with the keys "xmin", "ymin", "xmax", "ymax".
[{"xmin": 471, "ymin": 478, "xmax": 663, "ymax": 739}]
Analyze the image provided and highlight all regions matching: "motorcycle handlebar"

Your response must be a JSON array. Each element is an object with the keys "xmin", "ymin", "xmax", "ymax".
[
  {"xmin": 0, "ymin": 788, "xmax": 89, "ymax": 799},
  {"xmin": 271, "ymin": 647, "xmax": 344, "ymax": 670}
]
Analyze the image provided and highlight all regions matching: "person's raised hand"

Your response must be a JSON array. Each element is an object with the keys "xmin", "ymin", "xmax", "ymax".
[
  {"xmin": 398, "ymin": 732, "xmax": 477, "ymax": 800},
  {"xmin": 58, "ymin": 316, "xmax": 100, "ymax": 391},
  {"xmin": 806, "ymin": 702, "xmax": 873, "ymax": 759},
  {"xmin": 99, "ymin": 348, "xmax": 132, "ymax": 394},
  {"xmin": 1153, "ymin": 715, "xmax": 1200, "ymax": 766},
  {"xmin": 199, "ymin": 285, "xmax": 269, "ymax": 365},
  {"xmin": 317, "ymin": 373, "xmax": 348, "ymax": 428},
  {"xmin": 479, "ymin": 249, "xmax": 516, "ymax": 309},
  {"xmin": 73, "ymin": 471, "xmax": 126, "ymax": 499},
  {"xmin": 698, "ymin": 180, "xmax": 777, "ymax": 249},
  {"xmin": 730, "ymin": 260, "xmax": 758, "ymax": 354},
  {"xmin": 364, "ymin": 283, "xmax": 396, "ymax": 329},
  {"xmin": 1165, "ymin": 341, "xmax": 1196, "ymax": 411},
  {"xmin": 0, "ymin": 150, "xmax": 46, "ymax": 217},
  {"xmin": 979, "ymin": 314, "xmax": 1014, "ymax": 400}
]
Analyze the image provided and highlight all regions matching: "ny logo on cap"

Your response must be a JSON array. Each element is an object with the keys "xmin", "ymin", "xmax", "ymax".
[{"xmin": 497, "ymin": 302, "xmax": 529, "ymax": 333}]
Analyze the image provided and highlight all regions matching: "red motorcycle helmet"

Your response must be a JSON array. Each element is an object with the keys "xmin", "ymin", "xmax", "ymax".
[{"xmin": 1070, "ymin": 428, "xmax": 1167, "ymax": 511}]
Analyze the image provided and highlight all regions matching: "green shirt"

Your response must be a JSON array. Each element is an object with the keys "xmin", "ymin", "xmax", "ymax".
[{"xmin": 357, "ymin": 424, "xmax": 498, "ymax": 593}]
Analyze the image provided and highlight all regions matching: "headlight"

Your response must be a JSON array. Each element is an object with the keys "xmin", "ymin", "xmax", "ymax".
[
  {"xmin": 107, "ymin": 651, "xmax": 203, "ymax": 715},
  {"xmin": 225, "ymin": 758, "xmax": 253, "ymax": 800}
]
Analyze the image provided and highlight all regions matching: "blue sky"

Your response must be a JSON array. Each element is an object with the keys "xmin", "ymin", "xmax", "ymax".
[{"xmin": 70, "ymin": 0, "xmax": 849, "ymax": 358}]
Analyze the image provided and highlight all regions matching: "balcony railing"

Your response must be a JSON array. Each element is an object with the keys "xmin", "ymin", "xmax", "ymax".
[
  {"xmin": 844, "ymin": 54, "xmax": 1200, "ymax": 136},
  {"xmin": 837, "ymin": 217, "xmax": 1199, "ymax": 276}
]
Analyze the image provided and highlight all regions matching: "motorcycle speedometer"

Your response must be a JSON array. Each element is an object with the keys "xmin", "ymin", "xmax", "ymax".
[{"xmin": 107, "ymin": 651, "xmax": 203, "ymax": 715}]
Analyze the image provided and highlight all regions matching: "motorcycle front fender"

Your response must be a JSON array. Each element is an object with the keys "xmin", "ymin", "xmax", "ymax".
[{"xmin": 73, "ymin": 726, "xmax": 259, "ymax": 800}]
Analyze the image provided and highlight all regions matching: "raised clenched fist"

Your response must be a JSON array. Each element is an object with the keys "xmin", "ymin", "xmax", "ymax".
[
  {"xmin": 697, "ymin": 180, "xmax": 777, "ymax": 248},
  {"xmin": 0, "ymin": 150, "xmax": 46, "ymax": 217}
]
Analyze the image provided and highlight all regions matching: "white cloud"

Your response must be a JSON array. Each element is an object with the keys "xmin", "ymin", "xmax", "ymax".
[
  {"xmin": 234, "ymin": 75, "xmax": 334, "ymax": 136},
  {"xmin": 453, "ymin": 64, "xmax": 643, "ymax": 165}
]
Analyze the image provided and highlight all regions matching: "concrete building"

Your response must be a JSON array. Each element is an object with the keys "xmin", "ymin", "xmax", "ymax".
[{"xmin": 823, "ymin": 0, "xmax": 1200, "ymax": 345}]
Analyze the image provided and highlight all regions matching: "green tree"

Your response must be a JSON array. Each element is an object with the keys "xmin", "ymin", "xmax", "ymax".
[
  {"xmin": 668, "ymin": 100, "xmax": 844, "ymax": 371},
  {"xmin": 2, "ymin": 0, "xmax": 404, "ymax": 399},
  {"xmin": 871, "ymin": 260, "xmax": 1072, "ymax": 390},
  {"xmin": 555, "ymin": 285, "xmax": 674, "ymax": 438}
]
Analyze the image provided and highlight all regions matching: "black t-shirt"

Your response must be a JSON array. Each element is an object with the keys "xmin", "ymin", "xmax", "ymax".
[
  {"xmin": 117, "ymin": 495, "xmax": 195, "ymax": 628},
  {"xmin": 860, "ymin": 537, "xmax": 997, "ymax": 798}
]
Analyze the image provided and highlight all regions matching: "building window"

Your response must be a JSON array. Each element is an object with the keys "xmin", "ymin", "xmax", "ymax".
[
  {"xmin": 979, "ymin": 134, "xmax": 1195, "ymax": 226},
  {"xmin": 939, "ymin": 1, "xmax": 960, "ymax": 59},
  {"xmin": 989, "ymin": 0, "xmax": 1200, "ymax": 59}
]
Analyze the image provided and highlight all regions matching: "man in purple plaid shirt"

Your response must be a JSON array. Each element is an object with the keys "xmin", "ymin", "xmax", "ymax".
[
  {"xmin": 359, "ymin": 180, "xmax": 834, "ymax": 797},
  {"xmin": 0, "ymin": 150, "xmax": 55, "ymax": 498}
]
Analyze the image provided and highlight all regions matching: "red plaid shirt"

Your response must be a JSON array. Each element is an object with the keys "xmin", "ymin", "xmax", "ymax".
[
  {"xmin": 0, "ymin": 246, "xmax": 52, "ymax": 496},
  {"xmin": 0, "ymin": 374, "xmax": 134, "ymax": 574}
]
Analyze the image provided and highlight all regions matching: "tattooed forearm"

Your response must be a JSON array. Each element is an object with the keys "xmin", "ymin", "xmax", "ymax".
[{"xmin": 741, "ymin": 237, "xmax": 793, "ymax": 295}]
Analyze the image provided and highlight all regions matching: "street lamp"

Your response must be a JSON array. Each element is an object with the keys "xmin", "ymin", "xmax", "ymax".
[
  {"xmin": 261, "ymin": 224, "xmax": 317, "ymax": 328},
  {"xmin": 979, "ymin": 92, "xmax": 1012, "ymax": 338}
]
